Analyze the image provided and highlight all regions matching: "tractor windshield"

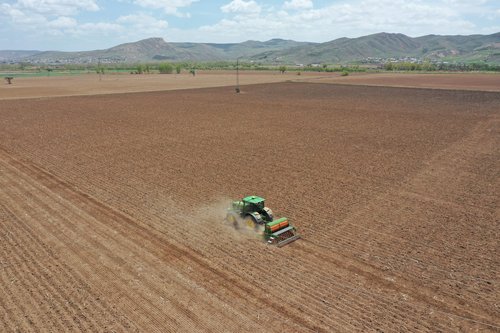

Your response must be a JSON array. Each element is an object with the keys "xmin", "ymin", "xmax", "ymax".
[{"xmin": 245, "ymin": 201, "xmax": 264, "ymax": 212}]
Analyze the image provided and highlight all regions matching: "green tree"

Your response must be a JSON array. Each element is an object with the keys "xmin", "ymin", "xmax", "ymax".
[
  {"xmin": 279, "ymin": 65, "xmax": 286, "ymax": 74},
  {"xmin": 176, "ymin": 64, "xmax": 182, "ymax": 74},
  {"xmin": 159, "ymin": 63, "xmax": 174, "ymax": 74},
  {"xmin": 422, "ymin": 61, "xmax": 435, "ymax": 71}
]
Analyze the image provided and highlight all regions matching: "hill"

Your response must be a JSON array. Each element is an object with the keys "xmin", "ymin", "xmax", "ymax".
[
  {"xmin": 251, "ymin": 32, "xmax": 500, "ymax": 64},
  {"xmin": 0, "ymin": 50, "xmax": 40, "ymax": 62},
  {"xmin": 4, "ymin": 38, "xmax": 311, "ymax": 64},
  {"xmin": 1, "ymin": 33, "xmax": 499, "ymax": 65}
]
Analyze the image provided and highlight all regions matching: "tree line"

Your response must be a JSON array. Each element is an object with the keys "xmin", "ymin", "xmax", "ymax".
[
  {"xmin": 384, "ymin": 61, "xmax": 500, "ymax": 72},
  {"xmin": 2, "ymin": 61, "xmax": 499, "ymax": 74}
]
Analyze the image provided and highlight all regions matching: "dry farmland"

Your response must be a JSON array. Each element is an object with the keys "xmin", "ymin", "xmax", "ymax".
[{"xmin": 0, "ymin": 73, "xmax": 499, "ymax": 332}]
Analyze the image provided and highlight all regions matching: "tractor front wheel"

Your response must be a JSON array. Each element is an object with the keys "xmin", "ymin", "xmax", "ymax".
[{"xmin": 227, "ymin": 212, "xmax": 240, "ymax": 229}]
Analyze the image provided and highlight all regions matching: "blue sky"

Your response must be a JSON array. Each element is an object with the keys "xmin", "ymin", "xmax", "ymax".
[{"xmin": 1, "ymin": 0, "xmax": 499, "ymax": 51}]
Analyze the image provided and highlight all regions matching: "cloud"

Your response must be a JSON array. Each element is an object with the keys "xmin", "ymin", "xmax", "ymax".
[
  {"xmin": 283, "ymin": 0, "xmax": 313, "ymax": 10},
  {"xmin": 60, "ymin": 14, "xmax": 169, "ymax": 42},
  {"xmin": 442, "ymin": 0, "xmax": 487, "ymax": 4},
  {"xmin": 221, "ymin": 0, "xmax": 261, "ymax": 14},
  {"xmin": 0, "ymin": 3, "xmax": 47, "ymax": 25},
  {"xmin": 0, "ymin": 3, "xmax": 166, "ymax": 44},
  {"xmin": 194, "ymin": 0, "xmax": 495, "ymax": 43},
  {"xmin": 1, "ymin": 0, "xmax": 499, "ymax": 50},
  {"xmin": 0, "ymin": 0, "xmax": 171, "ymax": 42},
  {"xmin": 65, "ymin": 22, "xmax": 122, "ymax": 40},
  {"xmin": 133, "ymin": 0, "xmax": 197, "ymax": 17},
  {"xmin": 16, "ymin": 0, "xmax": 99, "ymax": 16},
  {"xmin": 54, "ymin": 15, "xmax": 168, "ymax": 39},
  {"xmin": 0, "ymin": 0, "xmax": 99, "ymax": 30},
  {"xmin": 48, "ymin": 16, "xmax": 78, "ymax": 28},
  {"xmin": 117, "ymin": 13, "xmax": 168, "ymax": 34}
]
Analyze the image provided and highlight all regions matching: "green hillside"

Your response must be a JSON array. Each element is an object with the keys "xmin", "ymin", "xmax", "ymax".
[{"xmin": 2, "ymin": 32, "xmax": 499, "ymax": 65}]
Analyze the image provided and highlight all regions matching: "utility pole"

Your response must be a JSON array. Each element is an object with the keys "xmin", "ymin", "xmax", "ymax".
[
  {"xmin": 98, "ymin": 60, "xmax": 102, "ymax": 81},
  {"xmin": 235, "ymin": 57, "xmax": 241, "ymax": 93}
]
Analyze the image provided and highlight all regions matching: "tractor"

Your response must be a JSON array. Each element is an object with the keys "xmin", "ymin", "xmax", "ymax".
[{"xmin": 226, "ymin": 195, "xmax": 300, "ymax": 247}]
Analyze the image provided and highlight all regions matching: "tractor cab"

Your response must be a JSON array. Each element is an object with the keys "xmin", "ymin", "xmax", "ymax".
[{"xmin": 241, "ymin": 195, "xmax": 265, "ymax": 214}]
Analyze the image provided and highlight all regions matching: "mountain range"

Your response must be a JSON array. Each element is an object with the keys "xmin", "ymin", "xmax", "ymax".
[{"xmin": 1, "ymin": 32, "xmax": 499, "ymax": 65}]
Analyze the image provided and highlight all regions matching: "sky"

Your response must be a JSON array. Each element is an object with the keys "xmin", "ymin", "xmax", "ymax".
[{"xmin": 1, "ymin": 0, "xmax": 499, "ymax": 51}]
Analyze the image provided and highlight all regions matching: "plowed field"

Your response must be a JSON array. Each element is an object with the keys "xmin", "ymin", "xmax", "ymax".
[
  {"xmin": 0, "ymin": 81, "xmax": 499, "ymax": 332},
  {"xmin": 303, "ymin": 73, "xmax": 500, "ymax": 92},
  {"xmin": 0, "ymin": 71, "xmax": 327, "ymax": 100}
]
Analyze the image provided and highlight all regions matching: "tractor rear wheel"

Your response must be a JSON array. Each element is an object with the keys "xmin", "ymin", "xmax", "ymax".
[
  {"xmin": 244, "ymin": 215, "xmax": 264, "ymax": 235},
  {"xmin": 244, "ymin": 215, "xmax": 256, "ymax": 229}
]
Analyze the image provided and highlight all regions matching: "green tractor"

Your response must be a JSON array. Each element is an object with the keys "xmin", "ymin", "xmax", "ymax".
[{"xmin": 226, "ymin": 195, "xmax": 300, "ymax": 247}]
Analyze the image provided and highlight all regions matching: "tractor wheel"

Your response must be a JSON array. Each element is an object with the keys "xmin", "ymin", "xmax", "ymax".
[
  {"xmin": 227, "ymin": 212, "xmax": 240, "ymax": 229},
  {"xmin": 244, "ymin": 215, "xmax": 265, "ymax": 235},
  {"xmin": 244, "ymin": 215, "xmax": 257, "ymax": 229},
  {"xmin": 263, "ymin": 207, "xmax": 273, "ymax": 221}
]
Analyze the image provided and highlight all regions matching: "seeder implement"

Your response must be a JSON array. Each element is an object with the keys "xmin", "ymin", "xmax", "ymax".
[{"xmin": 265, "ymin": 218, "xmax": 301, "ymax": 247}]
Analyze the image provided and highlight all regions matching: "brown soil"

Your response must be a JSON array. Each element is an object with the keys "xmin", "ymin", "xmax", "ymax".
[
  {"xmin": 305, "ymin": 72, "xmax": 500, "ymax": 92},
  {"xmin": 0, "ymin": 71, "xmax": 326, "ymax": 100},
  {"xmin": 0, "ymin": 81, "xmax": 499, "ymax": 332}
]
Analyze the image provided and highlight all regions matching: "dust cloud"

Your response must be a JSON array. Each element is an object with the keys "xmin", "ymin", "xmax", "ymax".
[{"xmin": 173, "ymin": 196, "xmax": 263, "ymax": 244}]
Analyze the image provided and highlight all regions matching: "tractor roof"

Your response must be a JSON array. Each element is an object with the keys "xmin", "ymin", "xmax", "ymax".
[{"xmin": 242, "ymin": 195, "xmax": 265, "ymax": 204}]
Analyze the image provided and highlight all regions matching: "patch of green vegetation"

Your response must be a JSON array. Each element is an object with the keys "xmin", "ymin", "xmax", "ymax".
[
  {"xmin": 384, "ymin": 61, "xmax": 500, "ymax": 72},
  {"xmin": 158, "ymin": 63, "xmax": 174, "ymax": 74},
  {"xmin": 2, "ymin": 58, "xmax": 499, "ymax": 79}
]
